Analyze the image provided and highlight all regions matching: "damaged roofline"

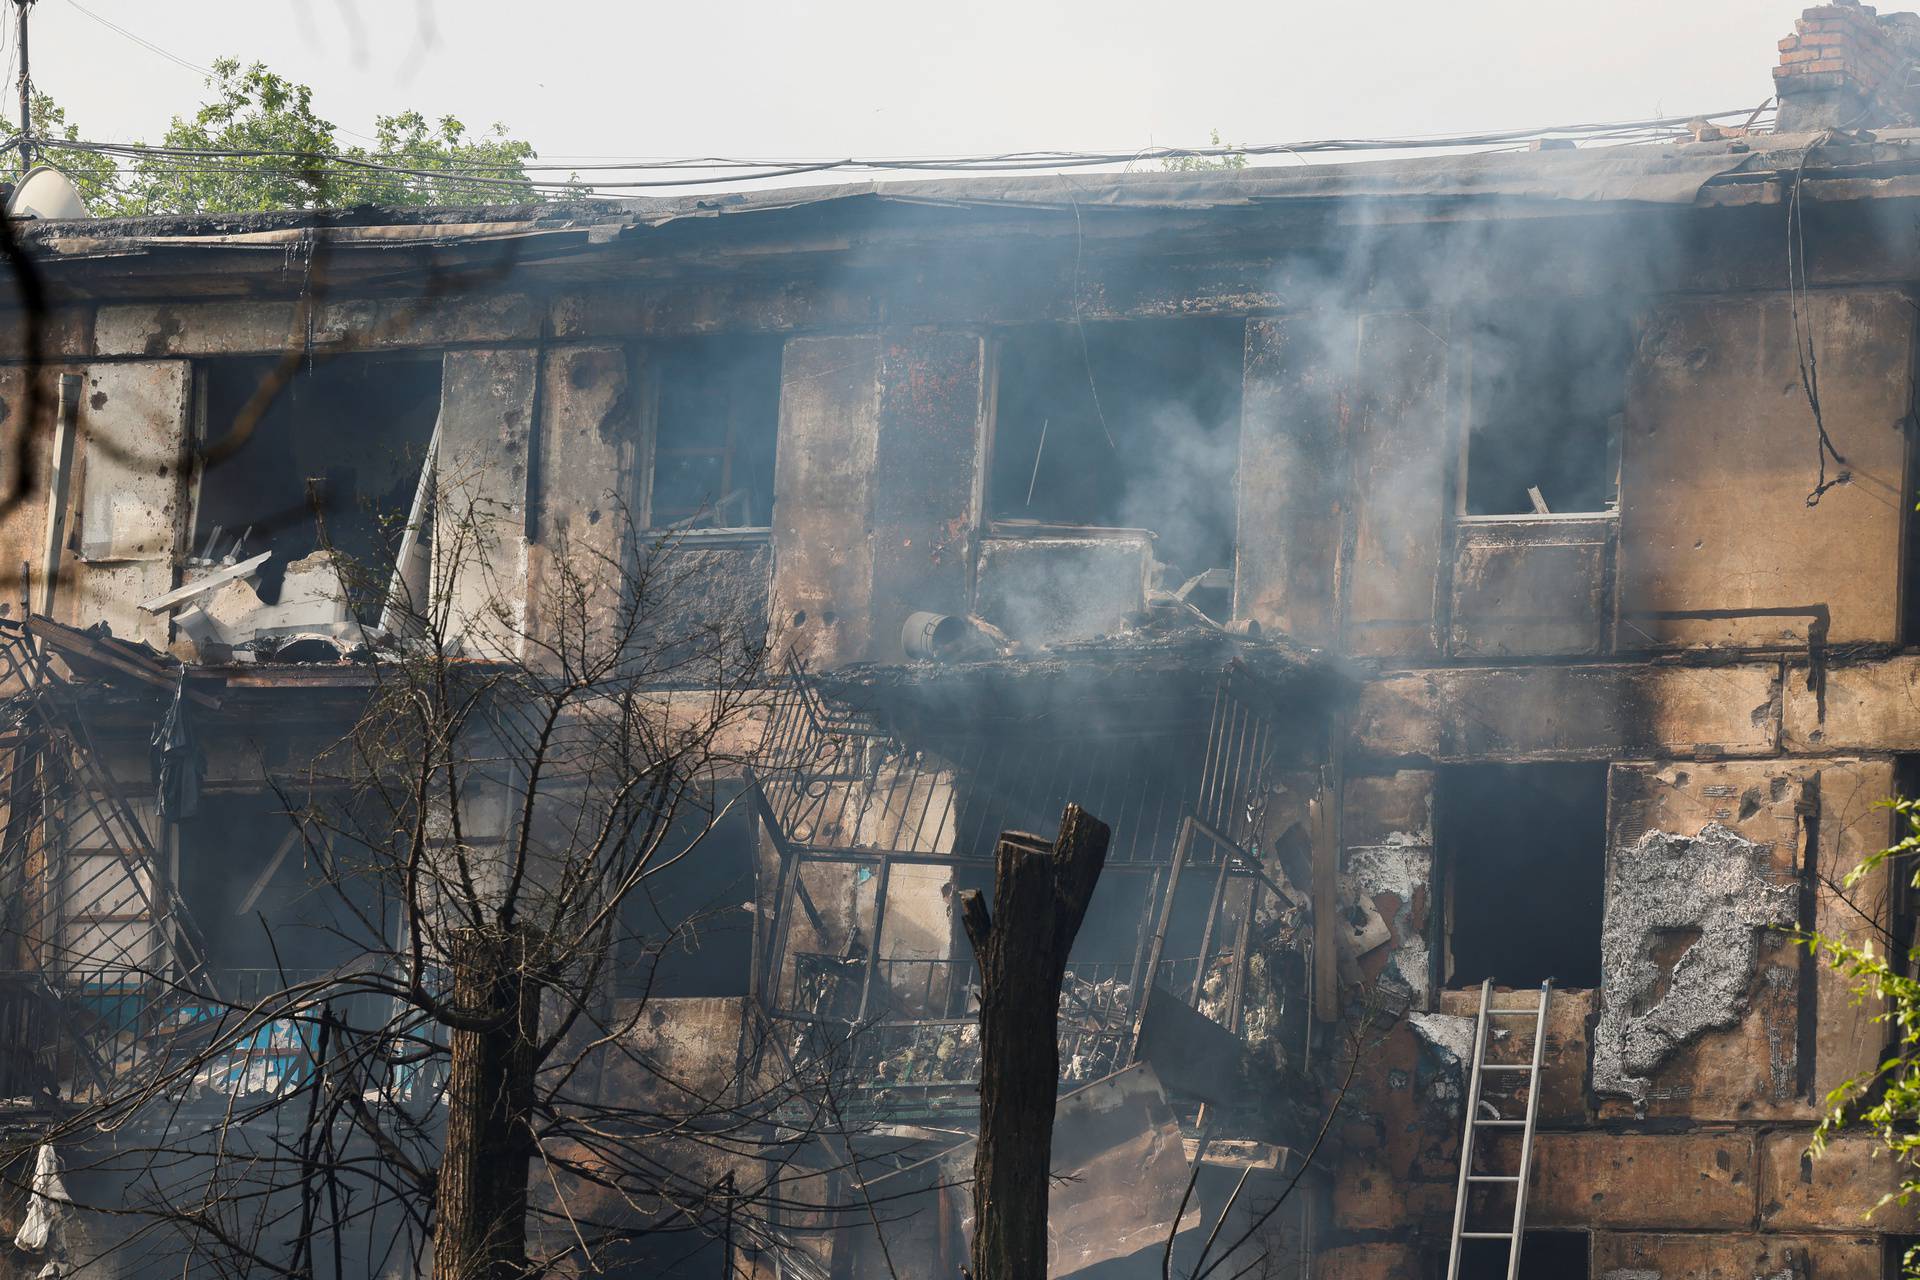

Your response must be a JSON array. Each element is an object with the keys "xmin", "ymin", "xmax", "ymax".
[{"xmin": 16, "ymin": 129, "xmax": 1920, "ymax": 264}]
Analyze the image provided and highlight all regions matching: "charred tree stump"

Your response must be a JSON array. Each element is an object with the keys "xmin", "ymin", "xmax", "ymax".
[
  {"xmin": 434, "ymin": 926, "xmax": 543, "ymax": 1280},
  {"xmin": 959, "ymin": 804, "xmax": 1111, "ymax": 1280}
]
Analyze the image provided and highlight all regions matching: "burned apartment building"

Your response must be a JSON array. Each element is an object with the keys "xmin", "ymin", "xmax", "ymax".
[{"xmin": 3, "ymin": 4, "xmax": 1920, "ymax": 1278}]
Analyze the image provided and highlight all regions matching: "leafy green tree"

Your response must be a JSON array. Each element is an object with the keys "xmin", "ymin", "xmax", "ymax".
[
  {"xmin": 128, "ymin": 58, "xmax": 346, "ymax": 213},
  {"xmin": 5, "ymin": 91, "xmax": 137, "ymax": 215},
  {"xmin": 341, "ymin": 110, "xmax": 541, "ymax": 206},
  {"xmin": 1806, "ymin": 798, "xmax": 1920, "ymax": 1276},
  {"xmin": 12, "ymin": 58, "xmax": 554, "ymax": 215}
]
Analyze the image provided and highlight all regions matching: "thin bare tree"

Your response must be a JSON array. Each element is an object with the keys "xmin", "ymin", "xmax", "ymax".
[{"xmin": 0, "ymin": 471, "xmax": 866, "ymax": 1280}]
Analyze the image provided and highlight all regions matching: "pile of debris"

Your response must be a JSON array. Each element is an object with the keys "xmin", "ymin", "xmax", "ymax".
[{"xmin": 141, "ymin": 531, "xmax": 370, "ymax": 664}]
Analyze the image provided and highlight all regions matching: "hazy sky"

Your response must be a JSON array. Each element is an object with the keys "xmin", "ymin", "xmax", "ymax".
[{"xmin": 19, "ymin": 0, "xmax": 1801, "ymax": 190}]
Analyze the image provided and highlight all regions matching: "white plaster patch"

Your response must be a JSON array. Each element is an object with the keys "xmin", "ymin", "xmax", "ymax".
[{"xmin": 1592, "ymin": 823, "xmax": 1796, "ymax": 1106}]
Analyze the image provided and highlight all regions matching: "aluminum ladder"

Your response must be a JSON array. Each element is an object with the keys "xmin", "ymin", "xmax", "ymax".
[{"xmin": 1445, "ymin": 978, "xmax": 1552, "ymax": 1280}]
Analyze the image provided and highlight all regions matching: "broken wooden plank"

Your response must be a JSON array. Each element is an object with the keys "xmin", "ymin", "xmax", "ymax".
[
  {"xmin": 138, "ymin": 551, "xmax": 271, "ymax": 613},
  {"xmin": 25, "ymin": 616, "xmax": 221, "ymax": 707},
  {"xmin": 37, "ymin": 374, "xmax": 79, "ymax": 617}
]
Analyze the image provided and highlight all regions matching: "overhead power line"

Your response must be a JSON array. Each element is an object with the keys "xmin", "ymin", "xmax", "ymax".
[
  {"xmin": 27, "ymin": 103, "xmax": 1776, "ymax": 196},
  {"xmin": 62, "ymin": 0, "xmax": 208, "ymax": 77}
]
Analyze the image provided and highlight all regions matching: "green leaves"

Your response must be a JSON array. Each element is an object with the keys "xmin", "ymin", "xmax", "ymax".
[
  {"xmin": 1807, "ymin": 795, "xmax": 1920, "ymax": 1276},
  {"xmin": 14, "ymin": 59, "xmax": 551, "ymax": 215},
  {"xmin": 1159, "ymin": 129, "xmax": 1249, "ymax": 173}
]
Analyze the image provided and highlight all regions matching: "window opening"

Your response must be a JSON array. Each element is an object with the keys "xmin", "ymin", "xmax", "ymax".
[
  {"xmin": 648, "ymin": 336, "xmax": 783, "ymax": 530},
  {"xmin": 1457, "ymin": 1229, "xmax": 1590, "ymax": 1280},
  {"xmin": 177, "ymin": 792, "xmax": 376, "ymax": 981},
  {"xmin": 1440, "ymin": 763, "xmax": 1607, "ymax": 989},
  {"xmin": 988, "ymin": 318, "xmax": 1243, "ymax": 589},
  {"xmin": 197, "ymin": 354, "xmax": 440, "ymax": 621},
  {"xmin": 618, "ymin": 787, "xmax": 757, "ymax": 998},
  {"xmin": 1463, "ymin": 303, "xmax": 1630, "ymax": 517}
]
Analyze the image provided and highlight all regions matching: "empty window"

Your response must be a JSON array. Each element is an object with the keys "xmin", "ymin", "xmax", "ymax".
[
  {"xmin": 988, "ymin": 319, "xmax": 1243, "ymax": 584},
  {"xmin": 1441, "ymin": 763, "xmax": 1607, "ymax": 989},
  {"xmin": 178, "ymin": 793, "xmax": 380, "ymax": 978},
  {"xmin": 1463, "ymin": 303, "xmax": 1631, "ymax": 517},
  {"xmin": 618, "ymin": 789, "xmax": 758, "ymax": 998},
  {"xmin": 1457, "ymin": 1230, "xmax": 1589, "ymax": 1280},
  {"xmin": 647, "ymin": 337, "xmax": 783, "ymax": 530},
  {"xmin": 197, "ymin": 355, "xmax": 440, "ymax": 620}
]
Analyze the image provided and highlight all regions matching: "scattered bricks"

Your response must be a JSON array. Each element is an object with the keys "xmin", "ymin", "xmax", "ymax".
[{"xmin": 1759, "ymin": 1130, "xmax": 1920, "ymax": 1232}]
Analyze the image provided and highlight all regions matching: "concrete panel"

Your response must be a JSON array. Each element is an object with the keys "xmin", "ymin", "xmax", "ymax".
[
  {"xmin": 974, "ymin": 534, "xmax": 1149, "ymax": 648},
  {"xmin": 527, "ymin": 344, "xmax": 633, "ymax": 651},
  {"xmin": 1449, "ymin": 515, "xmax": 1611, "ymax": 657},
  {"xmin": 549, "ymin": 277, "xmax": 879, "ymax": 343},
  {"xmin": 1350, "ymin": 662, "xmax": 1782, "ymax": 763},
  {"xmin": 1527, "ymin": 1131, "xmax": 1755, "ymax": 1230},
  {"xmin": 769, "ymin": 335, "xmax": 882, "ymax": 669},
  {"xmin": 1784, "ymin": 654, "xmax": 1920, "ymax": 751},
  {"xmin": 630, "ymin": 540, "xmax": 771, "ymax": 657},
  {"xmin": 1618, "ymin": 291, "xmax": 1911, "ymax": 649},
  {"xmin": 869, "ymin": 330, "xmax": 983, "ymax": 662},
  {"xmin": 1314, "ymin": 1243, "xmax": 1423, "ymax": 1280},
  {"xmin": 1591, "ymin": 1232, "xmax": 1881, "ymax": 1280},
  {"xmin": 1344, "ymin": 312, "xmax": 1450, "ymax": 659},
  {"xmin": 95, "ymin": 294, "xmax": 538, "ymax": 358},
  {"xmin": 1760, "ymin": 1130, "xmax": 1920, "ymax": 1232},
  {"xmin": 0, "ymin": 306, "xmax": 91, "ymax": 361},
  {"xmin": 434, "ymin": 348, "xmax": 535, "ymax": 659},
  {"xmin": 1236, "ymin": 315, "xmax": 1350, "ymax": 645},
  {"xmin": 1602, "ymin": 761, "xmax": 1807, "ymax": 1121},
  {"xmin": 95, "ymin": 301, "xmax": 293, "ymax": 358},
  {"xmin": 1813, "ymin": 759, "xmax": 1898, "ymax": 1105},
  {"xmin": 1436, "ymin": 986, "xmax": 1592, "ymax": 1126},
  {"xmin": 67, "ymin": 362, "xmax": 191, "ymax": 646}
]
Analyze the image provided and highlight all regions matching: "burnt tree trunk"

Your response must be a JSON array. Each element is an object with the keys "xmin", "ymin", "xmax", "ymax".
[
  {"xmin": 959, "ymin": 804, "xmax": 1110, "ymax": 1280},
  {"xmin": 434, "ymin": 926, "xmax": 543, "ymax": 1280}
]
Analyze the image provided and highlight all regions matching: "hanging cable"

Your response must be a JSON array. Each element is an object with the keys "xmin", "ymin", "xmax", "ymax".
[{"xmin": 1788, "ymin": 132, "xmax": 1849, "ymax": 507}]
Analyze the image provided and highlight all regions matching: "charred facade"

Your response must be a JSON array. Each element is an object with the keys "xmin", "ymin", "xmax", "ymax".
[{"xmin": 0, "ymin": 8, "xmax": 1918, "ymax": 1278}]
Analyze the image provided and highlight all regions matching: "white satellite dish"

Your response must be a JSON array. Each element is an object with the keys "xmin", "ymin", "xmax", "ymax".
[{"xmin": 6, "ymin": 166, "xmax": 90, "ymax": 220}]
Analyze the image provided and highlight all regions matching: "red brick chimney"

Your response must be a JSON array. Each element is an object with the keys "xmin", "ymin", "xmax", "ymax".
[{"xmin": 1775, "ymin": 2, "xmax": 1920, "ymax": 130}]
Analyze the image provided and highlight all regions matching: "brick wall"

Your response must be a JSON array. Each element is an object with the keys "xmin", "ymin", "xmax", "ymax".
[{"xmin": 1775, "ymin": 1, "xmax": 1920, "ymax": 129}]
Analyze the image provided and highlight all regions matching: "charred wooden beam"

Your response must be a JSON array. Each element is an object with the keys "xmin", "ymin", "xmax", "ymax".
[{"xmin": 958, "ymin": 803, "xmax": 1110, "ymax": 1280}]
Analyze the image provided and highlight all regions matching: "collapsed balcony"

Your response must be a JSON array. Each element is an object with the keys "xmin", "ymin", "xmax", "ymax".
[{"xmin": 745, "ymin": 634, "xmax": 1339, "ymax": 1127}]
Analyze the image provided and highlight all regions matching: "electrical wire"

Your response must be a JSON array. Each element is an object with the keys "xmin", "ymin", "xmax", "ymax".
[
  {"xmin": 6, "ymin": 104, "xmax": 1772, "ymax": 201},
  {"xmin": 62, "ymin": 0, "xmax": 208, "ymax": 77}
]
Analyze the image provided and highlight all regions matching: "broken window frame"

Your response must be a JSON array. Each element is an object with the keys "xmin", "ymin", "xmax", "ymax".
[
  {"xmin": 1451, "ymin": 304, "xmax": 1630, "ymax": 525},
  {"xmin": 185, "ymin": 351, "xmax": 445, "ymax": 633},
  {"xmin": 608, "ymin": 778, "xmax": 760, "ymax": 1001},
  {"xmin": 979, "ymin": 318, "xmax": 1244, "ymax": 573},
  {"xmin": 635, "ymin": 337, "xmax": 783, "ymax": 536},
  {"xmin": 748, "ymin": 656, "xmax": 1290, "ymax": 1105}
]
